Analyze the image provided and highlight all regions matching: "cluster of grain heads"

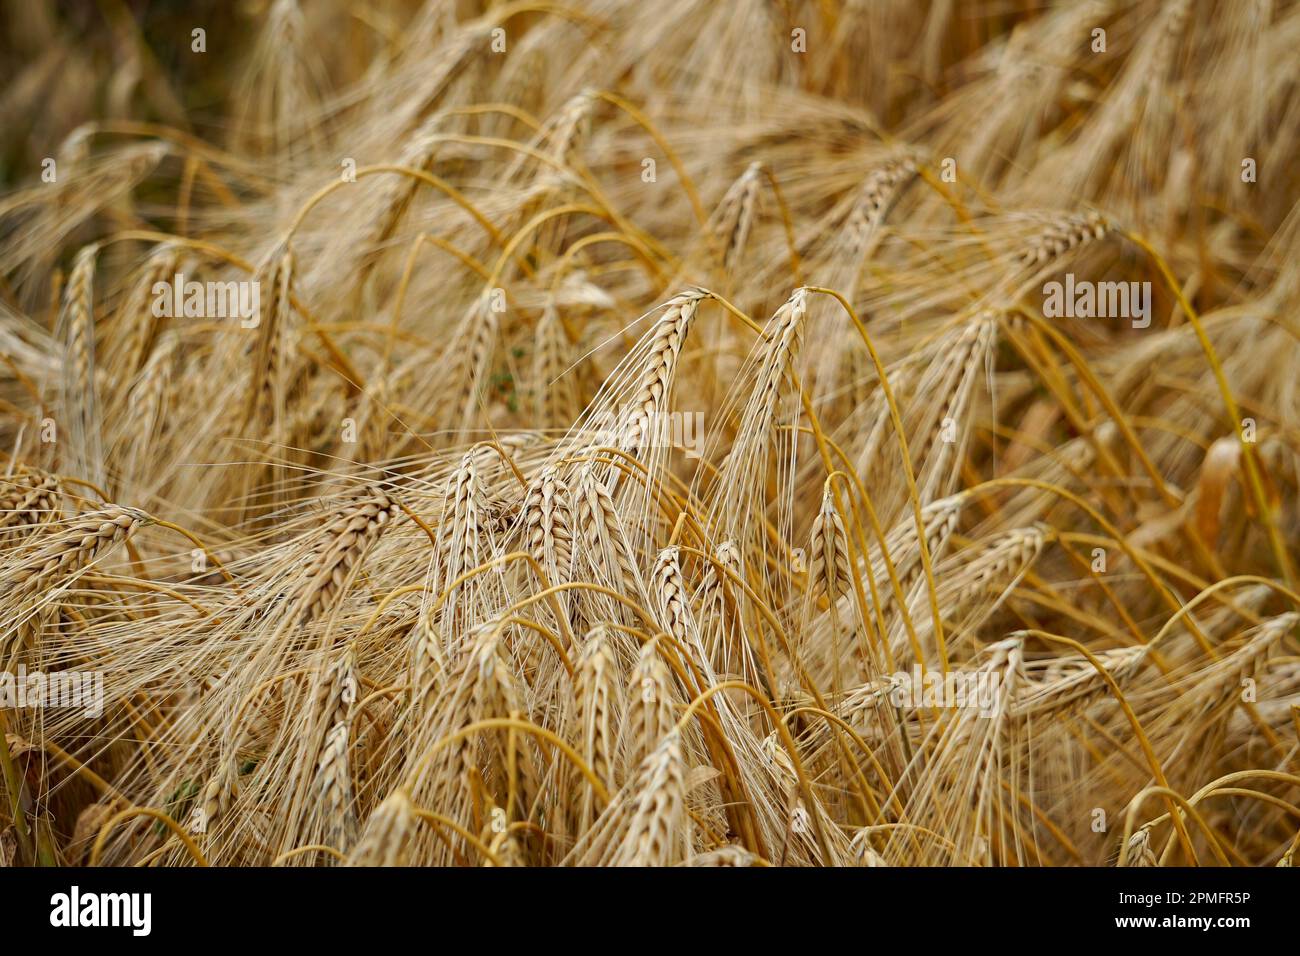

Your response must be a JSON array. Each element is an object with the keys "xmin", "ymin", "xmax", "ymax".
[
  {"xmin": 2, "ymin": 0, "xmax": 1299, "ymax": 870},
  {"xmin": 2, "ymin": 506, "xmax": 149, "ymax": 665}
]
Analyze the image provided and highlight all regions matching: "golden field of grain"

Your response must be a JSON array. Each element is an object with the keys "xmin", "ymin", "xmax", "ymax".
[{"xmin": 0, "ymin": 0, "xmax": 1298, "ymax": 869}]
